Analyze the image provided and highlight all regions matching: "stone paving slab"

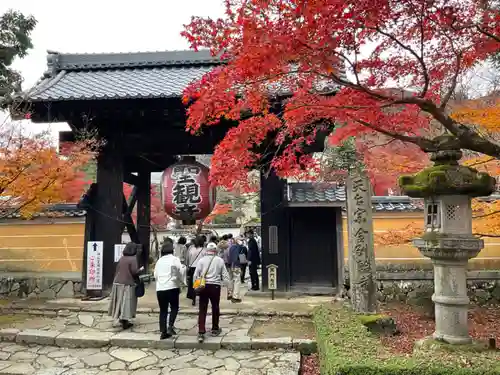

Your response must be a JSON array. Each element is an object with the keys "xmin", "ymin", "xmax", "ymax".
[
  {"xmin": 16, "ymin": 330, "xmax": 59, "ymax": 346},
  {"xmin": 0, "ymin": 342, "xmax": 301, "ymax": 375}
]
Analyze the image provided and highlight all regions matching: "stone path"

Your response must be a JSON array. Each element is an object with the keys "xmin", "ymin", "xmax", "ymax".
[
  {"xmin": 4, "ymin": 310, "xmax": 315, "ymax": 338},
  {"xmin": 0, "ymin": 311, "xmax": 316, "ymax": 353},
  {"xmin": 0, "ymin": 341, "xmax": 300, "ymax": 374}
]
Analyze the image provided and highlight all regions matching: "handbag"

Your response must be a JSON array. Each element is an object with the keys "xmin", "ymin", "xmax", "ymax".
[
  {"xmin": 193, "ymin": 256, "xmax": 216, "ymax": 294},
  {"xmin": 135, "ymin": 276, "xmax": 145, "ymax": 298},
  {"xmin": 238, "ymin": 246, "xmax": 248, "ymax": 264}
]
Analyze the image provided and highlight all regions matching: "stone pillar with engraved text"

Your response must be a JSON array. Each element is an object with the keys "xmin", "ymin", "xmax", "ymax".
[{"xmin": 346, "ymin": 169, "xmax": 377, "ymax": 314}]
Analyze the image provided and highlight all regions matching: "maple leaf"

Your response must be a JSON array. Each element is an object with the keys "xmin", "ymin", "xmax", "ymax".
[
  {"xmin": 182, "ymin": 0, "xmax": 500, "ymax": 190},
  {"xmin": 203, "ymin": 203, "xmax": 233, "ymax": 224},
  {"xmin": 0, "ymin": 122, "xmax": 99, "ymax": 218}
]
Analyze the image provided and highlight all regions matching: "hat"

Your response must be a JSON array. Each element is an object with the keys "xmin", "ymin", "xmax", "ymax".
[{"xmin": 206, "ymin": 242, "xmax": 217, "ymax": 252}]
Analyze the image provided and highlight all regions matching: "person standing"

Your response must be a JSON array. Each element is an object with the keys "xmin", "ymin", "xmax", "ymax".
[
  {"xmin": 227, "ymin": 233, "xmax": 234, "ymax": 246},
  {"xmin": 247, "ymin": 230, "xmax": 261, "ymax": 291},
  {"xmin": 239, "ymin": 241, "xmax": 248, "ymax": 284},
  {"xmin": 228, "ymin": 237, "xmax": 243, "ymax": 302},
  {"xmin": 194, "ymin": 242, "xmax": 230, "ymax": 343},
  {"xmin": 174, "ymin": 236, "xmax": 188, "ymax": 265},
  {"xmin": 108, "ymin": 243, "xmax": 143, "ymax": 329},
  {"xmin": 186, "ymin": 236, "xmax": 205, "ymax": 306},
  {"xmin": 154, "ymin": 242, "xmax": 185, "ymax": 339},
  {"xmin": 217, "ymin": 235, "xmax": 229, "ymax": 259}
]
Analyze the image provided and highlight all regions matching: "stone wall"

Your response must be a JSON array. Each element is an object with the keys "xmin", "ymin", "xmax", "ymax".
[
  {"xmin": 0, "ymin": 272, "xmax": 82, "ymax": 299},
  {"xmin": 343, "ymin": 268, "xmax": 500, "ymax": 306}
]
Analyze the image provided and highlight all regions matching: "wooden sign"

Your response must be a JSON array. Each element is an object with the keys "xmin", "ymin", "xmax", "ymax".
[
  {"xmin": 267, "ymin": 264, "xmax": 278, "ymax": 290},
  {"xmin": 86, "ymin": 241, "xmax": 103, "ymax": 290}
]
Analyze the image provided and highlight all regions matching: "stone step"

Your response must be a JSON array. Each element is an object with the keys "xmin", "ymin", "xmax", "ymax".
[
  {"xmin": 0, "ymin": 328, "xmax": 316, "ymax": 353},
  {"xmin": 0, "ymin": 305, "xmax": 312, "ymax": 318}
]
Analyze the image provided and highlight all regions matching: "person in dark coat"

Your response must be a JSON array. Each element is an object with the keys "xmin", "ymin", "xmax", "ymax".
[
  {"xmin": 108, "ymin": 243, "xmax": 144, "ymax": 329},
  {"xmin": 239, "ymin": 242, "xmax": 248, "ymax": 284},
  {"xmin": 247, "ymin": 231, "xmax": 261, "ymax": 291}
]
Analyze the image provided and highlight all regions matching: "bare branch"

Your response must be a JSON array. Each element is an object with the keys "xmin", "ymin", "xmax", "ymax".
[
  {"xmin": 347, "ymin": 116, "xmax": 437, "ymax": 151},
  {"xmin": 476, "ymin": 25, "xmax": 500, "ymax": 43},
  {"xmin": 440, "ymin": 52, "xmax": 463, "ymax": 109},
  {"xmin": 372, "ymin": 26, "xmax": 430, "ymax": 97}
]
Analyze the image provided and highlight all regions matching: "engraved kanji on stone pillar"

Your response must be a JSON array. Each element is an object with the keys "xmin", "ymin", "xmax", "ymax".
[{"xmin": 346, "ymin": 169, "xmax": 377, "ymax": 314}]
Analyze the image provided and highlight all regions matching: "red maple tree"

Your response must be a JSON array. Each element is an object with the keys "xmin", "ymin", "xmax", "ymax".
[{"xmin": 182, "ymin": 0, "xmax": 500, "ymax": 190}]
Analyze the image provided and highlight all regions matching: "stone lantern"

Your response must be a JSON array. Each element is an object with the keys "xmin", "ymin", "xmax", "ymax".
[{"xmin": 399, "ymin": 136, "xmax": 496, "ymax": 345}]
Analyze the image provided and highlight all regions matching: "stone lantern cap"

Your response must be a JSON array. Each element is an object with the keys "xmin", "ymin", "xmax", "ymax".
[{"xmin": 398, "ymin": 135, "xmax": 496, "ymax": 198}]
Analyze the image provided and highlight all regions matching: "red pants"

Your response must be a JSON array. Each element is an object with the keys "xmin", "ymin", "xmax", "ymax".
[{"xmin": 198, "ymin": 283, "xmax": 221, "ymax": 334}]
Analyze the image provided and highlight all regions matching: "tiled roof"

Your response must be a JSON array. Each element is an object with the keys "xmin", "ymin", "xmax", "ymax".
[
  {"xmin": 287, "ymin": 183, "xmax": 424, "ymax": 211},
  {"xmin": 23, "ymin": 50, "xmax": 220, "ymax": 102},
  {"xmin": 4, "ymin": 191, "xmax": 500, "ymax": 221},
  {"xmin": 0, "ymin": 204, "xmax": 86, "ymax": 220},
  {"xmin": 21, "ymin": 49, "xmax": 346, "ymax": 102}
]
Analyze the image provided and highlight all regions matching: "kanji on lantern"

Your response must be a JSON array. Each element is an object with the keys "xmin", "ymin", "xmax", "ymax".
[{"xmin": 161, "ymin": 156, "xmax": 216, "ymax": 222}]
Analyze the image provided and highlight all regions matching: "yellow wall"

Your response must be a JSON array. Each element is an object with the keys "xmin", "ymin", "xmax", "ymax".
[
  {"xmin": 2, "ymin": 211, "xmax": 500, "ymax": 272},
  {"xmin": 342, "ymin": 213, "xmax": 500, "ymax": 269},
  {"xmin": 0, "ymin": 221, "xmax": 85, "ymax": 272}
]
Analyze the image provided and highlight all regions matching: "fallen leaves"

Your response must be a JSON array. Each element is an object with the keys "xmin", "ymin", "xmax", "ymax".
[
  {"xmin": 300, "ymin": 354, "xmax": 320, "ymax": 375},
  {"xmin": 380, "ymin": 303, "xmax": 500, "ymax": 354}
]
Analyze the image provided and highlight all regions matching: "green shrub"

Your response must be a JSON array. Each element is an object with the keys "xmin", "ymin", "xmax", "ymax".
[{"xmin": 313, "ymin": 304, "xmax": 500, "ymax": 375}]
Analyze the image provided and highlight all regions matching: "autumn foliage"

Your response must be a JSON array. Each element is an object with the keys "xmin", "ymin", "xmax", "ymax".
[
  {"xmin": 182, "ymin": 0, "xmax": 499, "ymax": 191},
  {"xmin": 0, "ymin": 124, "xmax": 99, "ymax": 217},
  {"xmin": 203, "ymin": 203, "xmax": 232, "ymax": 224}
]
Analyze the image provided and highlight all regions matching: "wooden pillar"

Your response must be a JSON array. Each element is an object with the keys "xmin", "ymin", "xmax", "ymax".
[
  {"xmin": 260, "ymin": 169, "xmax": 289, "ymax": 292},
  {"xmin": 78, "ymin": 183, "xmax": 97, "ymax": 295},
  {"xmin": 136, "ymin": 170, "xmax": 151, "ymax": 271},
  {"xmin": 94, "ymin": 134, "xmax": 124, "ymax": 291}
]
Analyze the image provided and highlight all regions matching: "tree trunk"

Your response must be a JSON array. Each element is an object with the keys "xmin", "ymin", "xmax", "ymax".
[{"xmin": 346, "ymin": 169, "xmax": 377, "ymax": 314}]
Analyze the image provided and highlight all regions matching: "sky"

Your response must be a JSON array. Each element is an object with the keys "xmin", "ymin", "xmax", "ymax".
[
  {"xmin": 1, "ymin": 1, "xmax": 225, "ymax": 182},
  {"xmin": 1, "ymin": 0, "xmax": 224, "ymax": 136}
]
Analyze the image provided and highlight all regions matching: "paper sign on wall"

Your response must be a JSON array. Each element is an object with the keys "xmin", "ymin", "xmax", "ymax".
[
  {"xmin": 114, "ymin": 244, "xmax": 126, "ymax": 262},
  {"xmin": 86, "ymin": 241, "xmax": 103, "ymax": 290}
]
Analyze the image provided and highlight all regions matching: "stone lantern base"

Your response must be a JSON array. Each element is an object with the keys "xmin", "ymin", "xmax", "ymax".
[{"xmin": 413, "ymin": 235, "xmax": 484, "ymax": 345}]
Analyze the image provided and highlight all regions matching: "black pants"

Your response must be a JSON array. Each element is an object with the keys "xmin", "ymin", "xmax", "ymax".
[
  {"xmin": 250, "ymin": 263, "xmax": 259, "ymax": 290},
  {"xmin": 157, "ymin": 288, "xmax": 180, "ymax": 333},
  {"xmin": 240, "ymin": 264, "xmax": 247, "ymax": 283},
  {"xmin": 198, "ymin": 284, "xmax": 221, "ymax": 334},
  {"xmin": 186, "ymin": 267, "xmax": 196, "ymax": 302}
]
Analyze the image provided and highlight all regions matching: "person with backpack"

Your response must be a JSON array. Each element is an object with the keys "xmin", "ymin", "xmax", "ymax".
[
  {"xmin": 185, "ymin": 236, "xmax": 205, "ymax": 306},
  {"xmin": 193, "ymin": 242, "xmax": 230, "ymax": 343}
]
